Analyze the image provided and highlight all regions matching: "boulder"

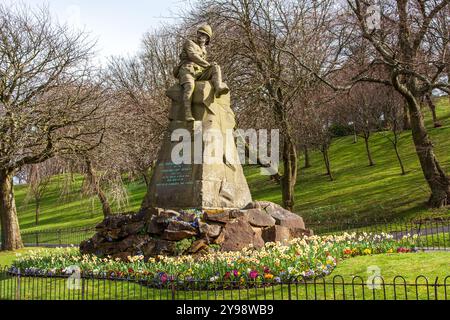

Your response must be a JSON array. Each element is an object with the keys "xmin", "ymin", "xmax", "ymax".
[
  {"xmin": 162, "ymin": 229, "xmax": 197, "ymax": 241},
  {"xmin": 260, "ymin": 202, "xmax": 305, "ymax": 229},
  {"xmin": 204, "ymin": 211, "xmax": 231, "ymax": 224},
  {"xmin": 290, "ymin": 227, "xmax": 314, "ymax": 238},
  {"xmin": 167, "ymin": 220, "xmax": 197, "ymax": 233},
  {"xmin": 119, "ymin": 221, "xmax": 145, "ymax": 238},
  {"xmin": 99, "ymin": 228, "xmax": 121, "ymax": 240},
  {"xmin": 142, "ymin": 239, "xmax": 157, "ymax": 257},
  {"xmin": 246, "ymin": 209, "xmax": 276, "ymax": 227},
  {"xmin": 147, "ymin": 217, "xmax": 165, "ymax": 235},
  {"xmin": 117, "ymin": 234, "xmax": 149, "ymax": 252},
  {"xmin": 221, "ymin": 217, "xmax": 255, "ymax": 252},
  {"xmin": 242, "ymin": 202, "xmax": 263, "ymax": 210},
  {"xmin": 262, "ymin": 225, "xmax": 291, "ymax": 243},
  {"xmin": 143, "ymin": 239, "xmax": 177, "ymax": 256},
  {"xmin": 189, "ymin": 239, "xmax": 209, "ymax": 254},
  {"xmin": 155, "ymin": 210, "xmax": 180, "ymax": 223},
  {"xmin": 252, "ymin": 227, "xmax": 265, "ymax": 249},
  {"xmin": 204, "ymin": 209, "xmax": 246, "ymax": 224},
  {"xmin": 96, "ymin": 214, "xmax": 130, "ymax": 230},
  {"xmin": 154, "ymin": 239, "xmax": 177, "ymax": 256},
  {"xmin": 229, "ymin": 209, "xmax": 246, "ymax": 219},
  {"xmin": 199, "ymin": 222, "xmax": 222, "ymax": 238},
  {"xmin": 214, "ymin": 231, "xmax": 225, "ymax": 245}
]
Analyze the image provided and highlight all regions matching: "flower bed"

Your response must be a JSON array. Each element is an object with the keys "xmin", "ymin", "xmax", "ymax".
[{"xmin": 10, "ymin": 232, "xmax": 418, "ymax": 287}]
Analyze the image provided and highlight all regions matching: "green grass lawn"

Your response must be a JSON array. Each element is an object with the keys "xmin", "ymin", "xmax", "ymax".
[
  {"xmin": 247, "ymin": 97, "xmax": 450, "ymax": 224},
  {"xmin": 12, "ymin": 97, "xmax": 450, "ymax": 233},
  {"xmin": 1, "ymin": 251, "xmax": 449, "ymax": 300},
  {"xmin": 0, "ymin": 248, "xmax": 41, "ymax": 267}
]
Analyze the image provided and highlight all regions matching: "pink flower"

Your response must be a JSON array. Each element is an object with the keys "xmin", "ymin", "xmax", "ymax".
[
  {"xmin": 233, "ymin": 270, "xmax": 240, "ymax": 277},
  {"xmin": 249, "ymin": 270, "xmax": 258, "ymax": 279},
  {"xmin": 160, "ymin": 273, "xmax": 168, "ymax": 283}
]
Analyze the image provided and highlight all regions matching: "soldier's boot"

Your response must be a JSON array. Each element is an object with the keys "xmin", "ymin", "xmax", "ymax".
[
  {"xmin": 211, "ymin": 66, "xmax": 230, "ymax": 98},
  {"xmin": 182, "ymin": 83, "xmax": 195, "ymax": 122},
  {"xmin": 183, "ymin": 101, "xmax": 195, "ymax": 122}
]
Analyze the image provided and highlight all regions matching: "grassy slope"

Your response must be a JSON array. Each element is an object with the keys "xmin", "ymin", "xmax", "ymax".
[
  {"xmin": 247, "ymin": 97, "xmax": 450, "ymax": 223},
  {"xmin": 13, "ymin": 98, "xmax": 450, "ymax": 232}
]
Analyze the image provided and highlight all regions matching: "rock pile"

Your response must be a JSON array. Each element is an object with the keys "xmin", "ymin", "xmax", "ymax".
[{"xmin": 80, "ymin": 201, "xmax": 313, "ymax": 261}]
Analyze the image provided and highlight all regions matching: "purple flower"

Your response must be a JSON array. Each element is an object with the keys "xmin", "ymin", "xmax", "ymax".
[{"xmin": 249, "ymin": 270, "xmax": 258, "ymax": 279}]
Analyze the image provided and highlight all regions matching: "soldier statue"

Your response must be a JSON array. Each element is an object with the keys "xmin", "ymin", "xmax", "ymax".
[{"xmin": 173, "ymin": 24, "xmax": 230, "ymax": 121}]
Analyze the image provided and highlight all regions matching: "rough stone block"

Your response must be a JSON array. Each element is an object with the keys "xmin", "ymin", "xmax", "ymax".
[
  {"xmin": 262, "ymin": 203, "xmax": 305, "ymax": 229},
  {"xmin": 221, "ymin": 217, "xmax": 255, "ymax": 252},
  {"xmin": 262, "ymin": 226, "xmax": 291, "ymax": 243},
  {"xmin": 189, "ymin": 239, "xmax": 209, "ymax": 254},
  {"xmin": 246, "ymin": 209, "xmax": 276, "ymax": 228},
  {"xmin": 199, "ymin": 222, "xmax": 222, "ymax": 238},
  {"xmin": 252, "ymin": 227, "xmax": 265, "ymax": 249}
]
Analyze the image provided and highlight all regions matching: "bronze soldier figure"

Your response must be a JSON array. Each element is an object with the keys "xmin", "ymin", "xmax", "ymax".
[{"xmin": 173, "ymin": 24, "xmax": 229, "ymax": 121}]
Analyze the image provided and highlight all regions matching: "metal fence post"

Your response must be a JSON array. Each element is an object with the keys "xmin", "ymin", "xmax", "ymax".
[
  {"xmin": 288, "ymin": 282, "xmax": 292, "ymax": 300},
  {"xmin": 171, "ymin": 280, "xmax": 176, "ymax": 300},
  {"xmin": 16, "ymin": 269, "xmax": 21, "ymax": 301},
  {"xmin": 81, "ymin": 277, "xmax": 85, "ymax": 300},
  {"xmin": 434, "ymin": 277, "xmax": 439, "ymax": 300},
  {"xmin": 58, "ymin": 229, "xmax": 62, "ymax": 245}
]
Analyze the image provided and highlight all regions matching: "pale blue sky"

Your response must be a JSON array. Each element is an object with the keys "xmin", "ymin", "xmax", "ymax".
[{"xmin": 3, "ymin": 0, "xmax": 190, "ymax": 63}]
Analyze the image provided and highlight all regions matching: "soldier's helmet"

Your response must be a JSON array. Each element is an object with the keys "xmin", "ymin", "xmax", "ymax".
[{"xmin": 197, "ymin": 24, "xmax": 213, "ymax": 45}]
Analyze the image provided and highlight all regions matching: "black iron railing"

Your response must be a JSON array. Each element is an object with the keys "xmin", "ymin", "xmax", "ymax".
[
  {"xmin": 308, "ymin": 218, "xmax": 450, "ymax": 250},
  {"xmin": 19, "ymin": 226, "xmax": 96, "ymax": 247},
  {"xmin": 0, "ymin": 266, "xmax": 448, "ymax": 300}
]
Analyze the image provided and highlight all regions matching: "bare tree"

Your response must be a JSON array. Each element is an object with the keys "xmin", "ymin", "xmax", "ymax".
[
  {"xmin": 0, "ymin": 5, "xmax": 106, "ymax": 250},
  {"xmin": 24, "ymin": 160, "xmax": 62, "ymax": 225},
  {"xmin": 106, "ymin": 28, "xmax": 178, "ymax": 191},
  {"xmin": 341, "ymin": 82, "xmax": 386, "ymax": 167},
  {"xmin": 308, "ymin": 93, "xmax": 339, "ymax": 181},
  {"xmin": 347, "ymin": 0, "xmax": 450, "ymax": 207},
  {"xmin": 378, "ymin": 87, "xmax": 408, "ymax": 175}
]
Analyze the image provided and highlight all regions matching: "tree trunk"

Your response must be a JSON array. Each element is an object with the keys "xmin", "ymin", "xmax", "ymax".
[
  {"xmin": 142, "ymin": 171, "xmax": 151, "ymax": 188},
  {"xmin": 410, "ymin": 105, "xmax": 450, "ymax": 207},
  {"xmin": 403, "ymin": 105, "xmax": 411, "ymax": 130},
  {"xmin": 35, "ymin": 199, "xmax": 40, "ymax": 226},
  {"xmin": 0, "ymin": 169, "xmax": 24, "ymax": 251},
  {"xmin": 363, "ymin": 134, "xmax": 375, "ymax": 166},
  {"xmin": 321, "ymin": 145, "xmax": 334, "ymax": 181},
  {"xmin": 281, "ymin": 138, "xmax": 297, "ymax": 211},
  {"xmin": 403, "ymin": 94, "xmax": 450, "ymax": 207},
  {"xmin": 85, "ymin": 159, "xmax": 112, "ymax": 217},
  {"xmin": 393, "ymin": 143, "xmax": 406, "ymax": 176},
  {"xmin": 303, "ymin": 145, "xmax": 311, "ymax": 169},
  {"xmin": 425, "ymin": 94, "xmax": 441, "ymax": 128}
]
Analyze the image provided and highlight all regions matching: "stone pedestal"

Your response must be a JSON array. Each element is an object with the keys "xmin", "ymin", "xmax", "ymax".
[{"xmin": 142, "ymin": 81, "xmax": 252, "ymax": 210}]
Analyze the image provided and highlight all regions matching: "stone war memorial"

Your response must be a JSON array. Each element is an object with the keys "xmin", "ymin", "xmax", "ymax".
[{"xmin": 80, "ymin": 24, "xmax": 312, "ymax": 260}]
